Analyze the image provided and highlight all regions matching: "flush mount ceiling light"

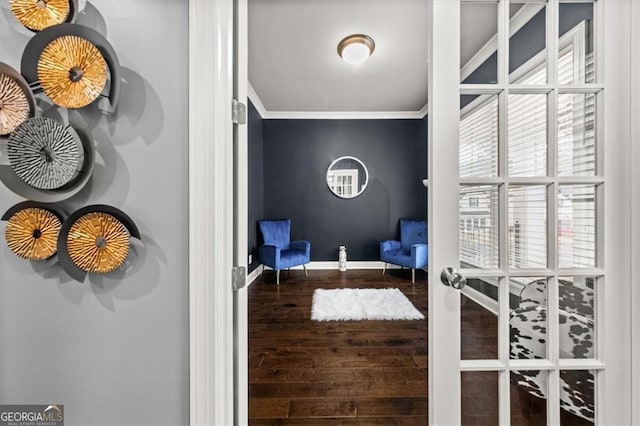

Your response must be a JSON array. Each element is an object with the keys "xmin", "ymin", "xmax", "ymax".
[{"xmin": 337, "ymin": 34, "xmax": 375, "ymax": 65}]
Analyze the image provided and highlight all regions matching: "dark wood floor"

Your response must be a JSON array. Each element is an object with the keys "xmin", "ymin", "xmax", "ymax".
[
  {"xmin": 249, "ymin": 268, "xmax": 428, "ymax": 424},
  {"xmin": 248, "ymin": 268, "xmax": 590, "ymax": 425}
]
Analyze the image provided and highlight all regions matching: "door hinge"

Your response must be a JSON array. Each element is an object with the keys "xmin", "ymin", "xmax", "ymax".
[
  {"xmin": 232, "ymin": 99, "xmax": 247, "ymax": 125},
  {"xmin": 232, "ymin": 266, "xmax": 246, "ymax": 291}
]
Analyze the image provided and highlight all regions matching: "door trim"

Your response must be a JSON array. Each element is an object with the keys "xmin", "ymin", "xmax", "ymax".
[
  {"xmin": 632, "ymin": 2, "xmax": 640, "ymax": 423},
  {"xmin": 189, "ymin": 0, "xmax": 235, "ymax": 424},
  {"xmin": 427, "ymin": 0, "xmax": 462, "ymax": 424},
  {"xmin": 233, "ymin": 0, "xmax": 249, "ymax": 424},
  {"xmin": 602, "ymin": 1, "xmax": 633, "ymax": 423}
]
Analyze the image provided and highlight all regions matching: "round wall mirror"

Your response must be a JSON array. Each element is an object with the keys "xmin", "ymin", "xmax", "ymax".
[{"xmin": 326, "ymin": 156, "xmax": 369, "ymax": 199}]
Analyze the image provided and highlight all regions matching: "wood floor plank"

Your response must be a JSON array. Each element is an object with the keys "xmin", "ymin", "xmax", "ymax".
[
  {"xmin": 248, "ymin": 398, "xmax": 290, "ymax": 419},
  {"xmin": 288, "ymin": 398, "xmax": 357, "ymax": 418},
  {"xmin": 355, "ymin": 397, "xmax": 428, "ymax": 417}
]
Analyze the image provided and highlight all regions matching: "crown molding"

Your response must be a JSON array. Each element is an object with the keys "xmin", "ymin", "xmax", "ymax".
[
  {"xmin": 261, "ymin": 109, "xmax": 427, "ymax": 120},
  {"xmin": 247, "ymin": 82, "xmax": 268, "ymax": 118},
  {"xmin": 247, "ymin": 82, "xmax": 427, "ymax": 120}
]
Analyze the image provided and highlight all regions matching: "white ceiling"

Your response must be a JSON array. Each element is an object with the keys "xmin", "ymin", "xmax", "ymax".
[
  {"xmin": 249, "ymin": 0, "xmax": 428, "ymax": 113},
  {"xmin": 248, "ymin": 0, "xmax": 511, "ymax": 114}
]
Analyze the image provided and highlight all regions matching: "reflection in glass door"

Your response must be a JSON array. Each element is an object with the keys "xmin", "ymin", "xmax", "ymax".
[{"xmin": 458, "ymin": 1, "xmax": 601, "ymax": 424}]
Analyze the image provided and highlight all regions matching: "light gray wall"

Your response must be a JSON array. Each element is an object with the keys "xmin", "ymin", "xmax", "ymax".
[{"xmin": 0, "ymin": 2, "xmax": 189, "ymax": 425}]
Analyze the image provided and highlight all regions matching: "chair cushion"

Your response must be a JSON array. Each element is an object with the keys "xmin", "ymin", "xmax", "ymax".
[
  {"xmin": 380, "ymin": 247, "xmax": 412, "ymax": 268},
  {"xmin": 400, "ymin": 219, "xmax": 427, "ymax": 249},
  {"xmin": 279, "ymin": 248, "xmax": 310, "ymax": 269}
]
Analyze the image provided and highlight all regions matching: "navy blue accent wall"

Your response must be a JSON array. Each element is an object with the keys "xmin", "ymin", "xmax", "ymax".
[
  {"xmin": 261, "ymin": 119, "xmax": 427, "ymax": 262},
  {"xmin": 248, "ymin": 100, "xmax": 264, "ymax": 272}
]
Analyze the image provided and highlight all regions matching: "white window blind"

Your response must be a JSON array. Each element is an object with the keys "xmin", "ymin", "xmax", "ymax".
[
  {"xmin": 460, "ymin": 186, "xmax": 499, "ymax": 269},
  {"xmin": 460, "ymin": 96, "xmax": 498, "ymax": 177},
  {"xmin": 459, "ymin": 23, "xmax": 596, "ymax": 269}
]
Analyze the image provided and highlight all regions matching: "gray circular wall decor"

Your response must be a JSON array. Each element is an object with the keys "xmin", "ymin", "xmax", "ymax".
[{"xmin": 8, "ymin": 117, "xmax": 82, "ymax": 190}]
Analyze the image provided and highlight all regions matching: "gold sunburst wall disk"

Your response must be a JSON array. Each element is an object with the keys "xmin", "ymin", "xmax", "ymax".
[
  {"xmin": 10, "ymin": 0, "xmax": 71, "ymax": 32},
  {"xmin": 0, "ymin": 72, "xmax": 30, "ymax": 135},
  {"xmin": 38, "ymin": 35, "xmax": 107, "ymax": 108},
  {"xmin": 5, "ymin": 207, "xmax": 61, "ymax": 260},
  {"xmin": 66, "ymin": 212, "xmax": 130, "ymax": 274}
]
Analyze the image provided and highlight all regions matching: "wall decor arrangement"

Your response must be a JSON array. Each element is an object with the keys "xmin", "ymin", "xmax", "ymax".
[
  {"xmin": 2, "ymin": 203, "xmax": 140, "ymax": 282},
  {"xmin": 10, "ymin": 0, "xmax": 77, "ymax": 32},
  {"xmin": 2, "ymin": 201, "xmax": 64, "ymax": 260},
  {"xmin": 0, "ymin": 62, "xmax": 37, "ymax": 136},
  {"xmin": 0, "ymin": 3, "xmax": 139, "ymax": 282}
]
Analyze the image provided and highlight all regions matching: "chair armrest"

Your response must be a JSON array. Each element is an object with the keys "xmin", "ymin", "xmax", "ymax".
[
  {"xmin": 290, "ymin": 240, "xmax": 311, "ymax": 259},
  {"xmin": 258, "ymin": 245, "xmax": 281, "ymax": 269},
  {"xmin": 380, "ymin": 240, "xmax": 401, "ymax": 255},
  {"xmin": 411, "ymin": 243, "xmax": 428, "ymax": 268}
]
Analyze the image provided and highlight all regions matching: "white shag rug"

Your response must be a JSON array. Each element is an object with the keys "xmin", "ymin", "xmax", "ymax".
[{"xmin": 311, "ymin": 288, "xmax": 425, "ymax": 321}]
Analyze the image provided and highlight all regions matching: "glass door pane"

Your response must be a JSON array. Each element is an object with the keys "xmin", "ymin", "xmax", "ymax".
[
  {"xmin": 558, "ymin": 3, "xmax": 595, "ymax": 85},
  {"xmin": 461, "ymin": 2, "xmax": 498, "ymax": 84},
  {"xmin": 458, "ymin": 1, "xmax": 604, "ymax": 424},
  {"xmin": 509, "ymin": 2, "xmax": 547, "ymax": 85}
]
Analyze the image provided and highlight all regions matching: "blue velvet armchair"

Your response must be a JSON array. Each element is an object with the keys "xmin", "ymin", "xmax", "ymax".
[
  {"xmin": 258, "ymin": 219, "xmax": 310, "ymax": 285},
  {"xmin": 380, "ymin": 219, "xmax": 428, "ymax": 284}
]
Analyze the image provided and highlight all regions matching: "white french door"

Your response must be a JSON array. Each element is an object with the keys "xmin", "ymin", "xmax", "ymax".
[{"xmin": 428, "ymin": 0, "xmax": 632, "ymax": 425}]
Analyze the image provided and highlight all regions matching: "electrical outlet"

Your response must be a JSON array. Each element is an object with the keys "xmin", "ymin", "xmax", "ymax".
[{"xmin": 248, "ymin": 254, "xmax": 252, "ymax": 264}]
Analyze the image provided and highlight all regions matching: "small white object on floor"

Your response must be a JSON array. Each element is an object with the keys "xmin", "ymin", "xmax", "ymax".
[{"xmin": 311, "ymin": 288, "xmax": 425, "ymax": 321}]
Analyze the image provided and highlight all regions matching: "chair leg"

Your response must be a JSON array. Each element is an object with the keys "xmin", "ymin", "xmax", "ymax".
[
  {"xmin": 288, "ymin": 268, "xmax": 290, "ymax": 278},
  {"xmin": 276, "ymin": 270, "xmax": 280, "ymax": 285},
  {"xmin": 303, "ymin": 264, "xmax": 308, "ymax": 278},
  {"xmin": 382, "ymin": 262, "xmax": 387, "ymax": 275},
  {"xmin": 412, "ymin": 269, "xmax": 416, "ymax": 284},
  {"xmin": 261, "ymin": 265, "xmax": 265, "ymax": 278}
]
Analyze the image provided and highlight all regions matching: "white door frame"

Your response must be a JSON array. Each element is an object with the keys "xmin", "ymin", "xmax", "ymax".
[
  {"xmin": 188, "ymin": 0, "xmax": 235, "ymax": 424},
  {"xmin": 601, "ymin": 2, "xmax": 633, "ymax": 422},
  {"xmin": 233, "ymin": 0, "xmax": 249, "ymax": 424},
  {"xmin": 428, "ymin": 0, "xmax": 633, "ymax": 424}
]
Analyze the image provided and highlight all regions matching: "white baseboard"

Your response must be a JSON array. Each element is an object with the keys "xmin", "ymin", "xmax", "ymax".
[
  {"xmin": 245, "ymin": 266, "xmax": 262, "ymax": 287},
  {"xmin": 291, "ymin": 260, "xmax": 399, "ymax": 270},
  {"xmin": 286, "ymin": 261, "xmax": 402, "ymax": 270},
  {"xmin": 246, "ymin": 261, "xmax": 411, "ymax": 286}
]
